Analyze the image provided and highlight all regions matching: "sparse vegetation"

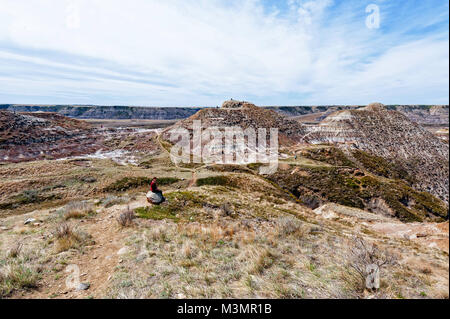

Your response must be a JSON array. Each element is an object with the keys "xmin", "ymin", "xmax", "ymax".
[
  {"xmin": 53, "ymin": 223, "xmax": 94, "ymax": 253},
  {"xmin": 196, "ymin": 175, "xmax": 233, "ymax": 187},
  {"xmin": 268, "ymin": 165, "xmax": 448, "ymax": 222},
  {"xmin": 303, "ymin": 147, "xmax": 355, "ymax": 167},
  {"xmin": 275, "ymin": 216, "xmax": 305, "ymax": 237},
  {"xmin": 7, "ymin": 242, "xmax": 23, "ymax": 259},
  {"xmin": 348, "ymin": 236, "xmax": 397, "ymax": 292},
  {"xmin": 0, "ymin": 105, "xmax": 448, "ymax": 300},
  {"xmin": 104, "ymin": 176, "xmax": 179, "ymax": 192},
  {"xmin": 62, "ymin": 201, "xmax": 95, "ymax": 220},
  {"xmin": 0, "ymin": 263, "xmax": 40, "ymax": 297},
  {"xmin": 117, "ymin": 207, "xmax": 136, "ymax": 227},
  {"xmin": 352, "ymin": 150, "xmax": 415, "ymax": 184}
]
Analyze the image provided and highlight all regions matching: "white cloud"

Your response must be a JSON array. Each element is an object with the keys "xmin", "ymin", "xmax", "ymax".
[{"xmin": 0, "ymin": 0, "xmax": 448, "ymax": 105}]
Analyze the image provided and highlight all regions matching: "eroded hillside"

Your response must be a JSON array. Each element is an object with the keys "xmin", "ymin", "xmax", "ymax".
[
  {"xmin": 0, "ymin": 111, "xmax": 159, "ymax": 163},
  {"xmin": 304, "ymin": 103, "xmax": 449, "ymax": 204}
]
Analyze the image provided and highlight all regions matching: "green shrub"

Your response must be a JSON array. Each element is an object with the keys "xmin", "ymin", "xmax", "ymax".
[
  {"xmin": 196, "ymin": 176, "xmax": 232, "ymax": 187},
  {"xmin": 352, "ymin": 150, "xmax": 415, "ymax": 184},
  {"xmin": 268, "ymin": 166, "xmax": 447, "ymax": 222},
  {"xmin": 303, "ymin": 147, "xmax": 355, "ymax": 167},
  {"xmin": 15, "ymin": 190, "xmax": 40, "ymax": 204}
]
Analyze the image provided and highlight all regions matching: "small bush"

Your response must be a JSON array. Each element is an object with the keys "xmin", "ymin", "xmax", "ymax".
[
  {"xmin": 220, "ymin": 202, "xmax": 234, "ymax": 216},
  {"xmin": 276, "ymin": 216, "xmax": 305, "ymax": 237},
  {"xmin": 348, "ymin": 236, "xmax": 397, "ymax": 292},
  {"xmin": 251, "ymin": 249, "xmax": 275, "ymax": 274},
  {"xmin": 117, "ymin": 208, "xmax": 135, "ymax": 227},
  {"xmin": 54, "ymin": 223, "xmax": 72, "ymax": 239}
]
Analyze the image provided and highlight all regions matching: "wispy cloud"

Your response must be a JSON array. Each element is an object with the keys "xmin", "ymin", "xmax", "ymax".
[{"xmin": 0, "ymin": 0, "xmax": 448, "ymax": 106}]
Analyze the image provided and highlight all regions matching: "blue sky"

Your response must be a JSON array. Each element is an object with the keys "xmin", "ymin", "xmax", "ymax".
[{"xmin": 0, "ymin": 0, "xmax": 448, "ymax": 106}]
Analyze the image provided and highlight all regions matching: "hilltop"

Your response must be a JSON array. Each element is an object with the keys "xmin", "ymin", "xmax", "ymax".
[{"xmin": 162, "ymin": 100, "xmax": 308, "ymax": 146}]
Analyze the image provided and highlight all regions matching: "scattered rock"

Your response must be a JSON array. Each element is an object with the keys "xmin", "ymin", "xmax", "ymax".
[
  {"xmin": 117, "ymin": 247, "xmax": 129, "ymax": 255},
  {"xmin": 77, "ymin": 283, "xmax": 90, "ymax": 291},
  {"xmin": 24, "ymin": 218, "xmax": 36, "ymax": 225}
]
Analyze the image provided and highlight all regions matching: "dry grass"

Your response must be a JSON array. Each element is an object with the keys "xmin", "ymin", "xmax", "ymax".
[
  {"xmin": 53, "ymin": 223, "xmax": 94, "ymax": 253},
  {"xmin": 0, "ymin": 264, "xmax": 40, "ymax": 297},
  {"xmin": 250, "ymin": 249, "xmax": 275, "ymax": 274},
  {"xmin": 117, "ymin": 208, "xmax": 135, "ymax": 227},
  {"xmin": 0, "ymin": 249, "xmax": 41, "ymax": 298},
  {"xmin": 62, "ymin": 201, "xmax": 94, "ymax": 220},
  {"xmin": 0, "ymin": 153, "xmax": 448, "ymax": 299},
  {"xmin": 7, "ymin": 242, "xmax": 23, "ymax": 258},
  {"xmin": 275, "ymin": 216, "xmax": 306, "ymax": 237}
]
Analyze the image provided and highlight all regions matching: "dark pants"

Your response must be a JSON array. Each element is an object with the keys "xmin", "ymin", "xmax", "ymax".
[{"xmin": 154, "ymin": 190, "xmax": 165, "ymax": 203}]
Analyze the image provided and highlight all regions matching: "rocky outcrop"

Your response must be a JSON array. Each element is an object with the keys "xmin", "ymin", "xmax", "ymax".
[
  {"xmin": 304, "ymin": 103, "xmax": 449, "ymax": 204},
  {"xmin": 0, "ymin": 111, "xmax": 158, "ymax": 163}
]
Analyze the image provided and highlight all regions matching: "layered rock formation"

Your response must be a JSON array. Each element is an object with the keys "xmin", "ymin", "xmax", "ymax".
[
  {"xmin": 162, "ymin": 101, "xmax": 308, "ymax": 146},
  {"xmin": 304, "ymin": 103, "xmax": 449, "ymax": 204}
]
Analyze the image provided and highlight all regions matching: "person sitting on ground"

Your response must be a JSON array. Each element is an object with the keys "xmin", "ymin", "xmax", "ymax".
[{"xmin": 146, "ymin": 177, "xmax": 166, "ymax": 205}]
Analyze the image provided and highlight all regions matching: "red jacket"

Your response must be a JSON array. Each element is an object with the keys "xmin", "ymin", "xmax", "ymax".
[{"xmin": 150, "ymin": 181, "xmax": 158, "ymax": 192}]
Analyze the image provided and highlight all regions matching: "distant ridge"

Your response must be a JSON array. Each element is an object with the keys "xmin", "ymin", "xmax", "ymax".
[{"xmin": 0, "ymin": 104, "xmax": 448, "ymax": 125}]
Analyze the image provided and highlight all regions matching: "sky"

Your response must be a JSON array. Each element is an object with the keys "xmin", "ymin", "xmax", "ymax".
[{"xmin": 0, "ymin": 0, "xmax": 448, "ymax": 106}]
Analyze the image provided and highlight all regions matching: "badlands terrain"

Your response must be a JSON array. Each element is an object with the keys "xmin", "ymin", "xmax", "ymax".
[{"xmin": 0, "ymin": 101, "xmax": 448, "ymax": 299}]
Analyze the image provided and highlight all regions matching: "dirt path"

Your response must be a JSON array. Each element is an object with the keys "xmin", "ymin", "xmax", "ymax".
[{"xmin": 18, "ymin": 198, "xmax": 148, "ymax": 299}]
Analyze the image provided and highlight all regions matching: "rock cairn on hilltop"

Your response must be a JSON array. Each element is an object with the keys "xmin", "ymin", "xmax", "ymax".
[
  {"xmin": 364, "ymin": 102, "xmax": 385, "ymax": 111},
  {"xmin": 221, "ymin": 100, "xmax": 256, "ymax": 109}
]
